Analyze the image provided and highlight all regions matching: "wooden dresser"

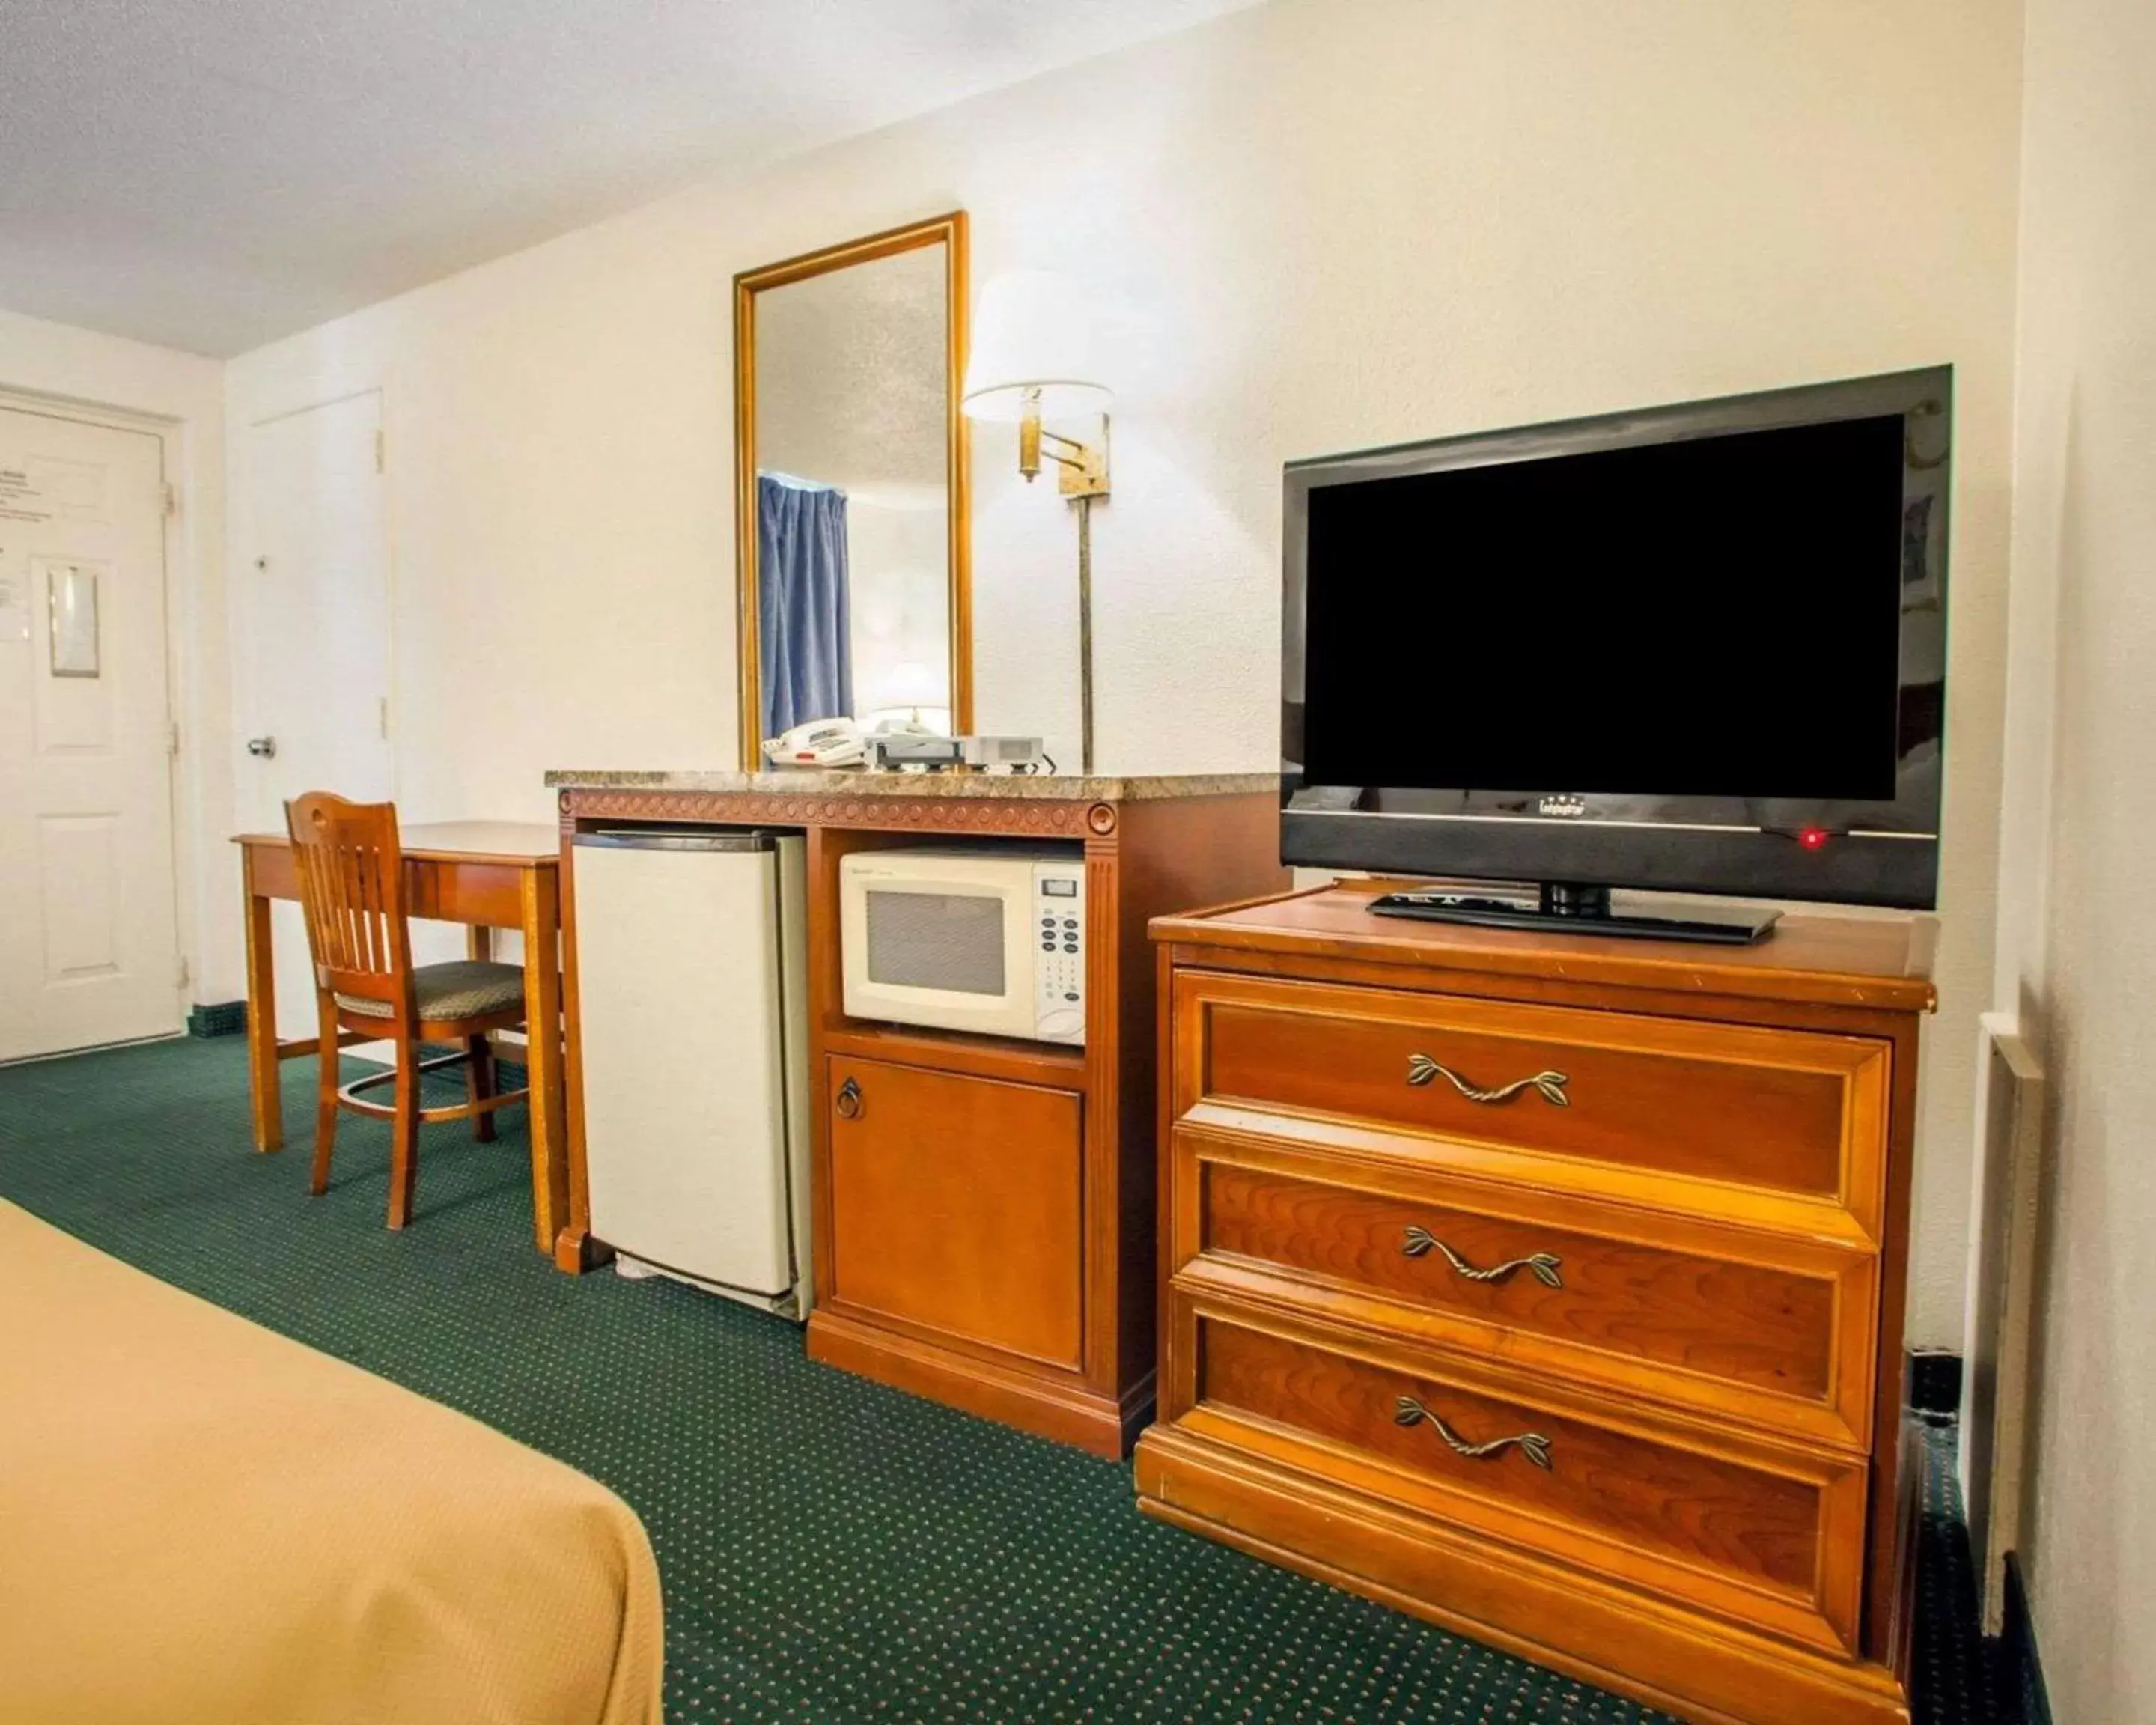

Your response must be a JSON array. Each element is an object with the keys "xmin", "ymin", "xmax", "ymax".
[
  {"xmin": 1137, "ymin": 881, "xmax": 1936, "ymax": 1725},
  {"xmin": 550, "ymin": 770, "xmax": 1285, "ymax": 1458}
]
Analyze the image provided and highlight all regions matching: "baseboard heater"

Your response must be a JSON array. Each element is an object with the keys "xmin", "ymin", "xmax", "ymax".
[{"xmin": 1959, "ymin": 1011, "xmax": 2046, "ymax": 1634}]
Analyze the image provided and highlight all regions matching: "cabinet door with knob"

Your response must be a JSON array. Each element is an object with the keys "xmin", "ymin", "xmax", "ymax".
[{"xmin": 826, "ymin": 1056, "xmax": 1084, "ymax": 1371}]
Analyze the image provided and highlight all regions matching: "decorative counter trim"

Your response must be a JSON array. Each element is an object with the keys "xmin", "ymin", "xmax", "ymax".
[
  {"xmin": 544, "ymin": 768, "xmax": 1276, "ymax": 803},
  {"xmin": 560, "ymin": 786, "xmax": 1108, "ymax": 838}
]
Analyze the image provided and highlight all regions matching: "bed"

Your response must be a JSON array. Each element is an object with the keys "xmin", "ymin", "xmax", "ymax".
[{"xmin": 0, "ymin": 1198, "xmax": 664, "ymax": 1725}]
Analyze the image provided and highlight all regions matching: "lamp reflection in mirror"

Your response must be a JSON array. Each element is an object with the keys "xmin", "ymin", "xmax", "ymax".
[
  {"xmin": 963, "ymin": 270, "xmax": 1112, "ymax": 773},
  {"xmin": 871, "ymin": 658, "xmax": 949, "ymax": 731}
]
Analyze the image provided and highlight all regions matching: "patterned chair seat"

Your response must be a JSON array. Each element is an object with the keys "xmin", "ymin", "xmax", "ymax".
[{"xmin": 337, "ymin": 959, "xmax": 525, "ymax": 1023}]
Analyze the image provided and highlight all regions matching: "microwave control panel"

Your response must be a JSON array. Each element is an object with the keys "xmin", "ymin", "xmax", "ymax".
[{"xmin": 1033, "ymin": 862, "xmax": 1087, "ymax": 1045}]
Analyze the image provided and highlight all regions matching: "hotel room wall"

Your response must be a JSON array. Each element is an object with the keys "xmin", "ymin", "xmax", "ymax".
[
  {"xmin": 0, "ymin": 308, "xmax": 236, "ymax": 1005},
  {"xmin": 220, "ymin": 0, "xmax": 2023, "ymax": 1345},
  {"xmin": 1991, "ymin": 0, "xmax": 2156, "ymax": 1714}
]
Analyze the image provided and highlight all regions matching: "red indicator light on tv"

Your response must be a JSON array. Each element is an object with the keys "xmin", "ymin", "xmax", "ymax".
[{"xmin": 1798, "ymin": 827, "xmax": 1832, "ymax": 851}]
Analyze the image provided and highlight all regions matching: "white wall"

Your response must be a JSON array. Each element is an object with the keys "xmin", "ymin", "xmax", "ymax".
[
  {"xmin": 1993, "ymin": 0, "xmax": 2156, "ymax": 1714},
  {"xmin": 0, "ymin": 307, "xmax": 237, "ymax": 1003},
  {"xmin": 223, "ymin": 0, "xmax": 2024, "ymax": 1343}
]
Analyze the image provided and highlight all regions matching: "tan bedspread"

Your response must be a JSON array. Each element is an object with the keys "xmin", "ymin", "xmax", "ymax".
[{"xmin": 0, "ymin": 1199, "xmax": 663, "ymax": 1725}]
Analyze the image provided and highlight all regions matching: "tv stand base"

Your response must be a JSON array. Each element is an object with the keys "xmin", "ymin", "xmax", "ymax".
[{"xmin": 1370, "ymin": 881, "xmax": 1778, "ymax": 945}]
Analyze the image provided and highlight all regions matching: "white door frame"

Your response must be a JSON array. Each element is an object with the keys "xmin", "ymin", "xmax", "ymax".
[{"xmin": 0, "ymin": 385, "xmax": 190, "ymax": 1041}]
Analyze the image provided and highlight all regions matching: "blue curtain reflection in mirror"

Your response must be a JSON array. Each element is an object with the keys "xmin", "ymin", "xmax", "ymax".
[{"xmin": 758, "ymin": 472, "xmax": 853, "ymax": 740}]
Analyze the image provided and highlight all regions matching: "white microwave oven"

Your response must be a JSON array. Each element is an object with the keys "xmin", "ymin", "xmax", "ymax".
[{"xmin": 840, "ymin": 848, "xmax": 1085, "ymax": 1045}]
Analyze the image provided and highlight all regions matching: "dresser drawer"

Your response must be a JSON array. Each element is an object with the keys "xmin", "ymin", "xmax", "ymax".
[
  {"xmin": 1174, "ymin": 1300, "xmax": 1866, "ymax": 1653},
  {"xmin": 1175, "ymin": 972, "xmax": 1892, "ymax": 1233},
  {"xmin": 1184, "ymin": 1143, "xmax": 1875, "ymax": 1448}
]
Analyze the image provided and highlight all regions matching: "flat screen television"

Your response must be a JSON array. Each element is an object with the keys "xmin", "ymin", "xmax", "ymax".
[{"xmin": 1280, "ymin": 367, "xmax": 1951, "ymax": 943}]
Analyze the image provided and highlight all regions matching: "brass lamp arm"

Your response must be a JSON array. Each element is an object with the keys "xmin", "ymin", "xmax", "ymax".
[{"xmin": 1017, "ymin": 401, "xmax": 1109, "ymax": 496}]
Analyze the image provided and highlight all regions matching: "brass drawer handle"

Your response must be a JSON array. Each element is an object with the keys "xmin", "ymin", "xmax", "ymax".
[
  {"xmin": 835, "ymin": 1077, "xmax": 863, "ymax": 1119},
  {"xmin": 1395, "ymin": 1395, "xmax": 1553, "ymax": 1470},
  {"xmin": 1402, "ymin": 1226, "xmax": 1564, "ymax": 1288},
  {"xmin": 1407, "ymin": 1052, "xmax": 1569, "ymax": 1108}
]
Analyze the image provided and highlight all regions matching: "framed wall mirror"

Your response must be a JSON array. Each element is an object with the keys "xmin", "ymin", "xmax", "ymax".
[{"xmin": 734, "ymin": 211, "xmax": 971, "ymax": 766}]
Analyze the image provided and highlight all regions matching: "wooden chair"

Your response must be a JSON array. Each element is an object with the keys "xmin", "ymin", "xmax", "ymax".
[{"xmin": 284, "ymin": 792, "xmax": 530, "ymax": 1229}]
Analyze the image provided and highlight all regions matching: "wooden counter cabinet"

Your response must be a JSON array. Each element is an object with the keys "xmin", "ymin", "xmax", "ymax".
[
  {"xmin": 552, "ymin": 772, "xmax": 1285, "ymax": 1458},
  {"xmin": 1136, "ymin": 880, "xmax": 1937, "ymax": 1725}
]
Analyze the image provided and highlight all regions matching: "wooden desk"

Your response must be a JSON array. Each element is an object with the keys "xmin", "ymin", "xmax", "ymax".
[{"xmin": 234, "ymin": 821, "xmax": 567, "ymax": 1254}]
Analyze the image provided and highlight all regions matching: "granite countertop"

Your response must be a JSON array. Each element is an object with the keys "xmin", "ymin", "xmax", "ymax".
[{"xmin": 545, "ymin": 768, "xmax": 1278, "ymax": 802}]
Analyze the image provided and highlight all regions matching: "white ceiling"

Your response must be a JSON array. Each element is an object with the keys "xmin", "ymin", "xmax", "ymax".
[{"xmin": 0, "ymin": 0, "xmax": 1261, "ymax": 358}]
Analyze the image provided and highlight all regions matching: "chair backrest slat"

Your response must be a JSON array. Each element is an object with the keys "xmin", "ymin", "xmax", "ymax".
[{"xmin": 284, "ymin": 792, "xmax": 413, "ymax": 1020}]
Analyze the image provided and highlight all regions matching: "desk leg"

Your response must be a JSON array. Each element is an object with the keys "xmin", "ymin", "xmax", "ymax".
[
  {"xmin": 520, "ymin": 869, "xmax": 567, "ymax": 1255},
  {"xmin": 243, "ymin": 850, "xmax": 283, "ymax": 1153}
]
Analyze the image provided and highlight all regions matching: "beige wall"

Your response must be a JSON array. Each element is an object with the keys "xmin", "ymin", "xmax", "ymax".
[
  {"xmin": 0, "ymin": 308, "xmax": 237, "ymax": 1003},
  {"xmin": 1994, "ymin": 0, "xmax": 2156, "ymax": 1714},
  {"xmin": 222, "ymin": 0, "xmax": 2025, "ymax": 1343}
]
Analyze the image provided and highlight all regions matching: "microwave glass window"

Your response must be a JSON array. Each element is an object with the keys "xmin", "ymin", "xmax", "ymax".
[{"xmin": 864, "ymin": 890, "xmax": 1008, "ymax": 996}]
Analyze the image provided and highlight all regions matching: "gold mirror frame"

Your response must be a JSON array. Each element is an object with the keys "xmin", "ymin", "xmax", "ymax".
[{"xmin": 733, "ymin": 210, "xmax": 972, "ymax": 767}]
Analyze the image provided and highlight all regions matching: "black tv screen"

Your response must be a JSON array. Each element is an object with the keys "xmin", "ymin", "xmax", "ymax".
[
  {"xmin": 1303, "ymin": 417, "xmax": 1906, "ymax": 801},
  {"xmin": 1281, "ymin": 368, "xmax": 1950, "ymax": 909}
]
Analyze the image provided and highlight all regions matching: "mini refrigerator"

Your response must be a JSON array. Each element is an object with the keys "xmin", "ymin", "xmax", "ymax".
[{"xmin": 571, "ymin": 827, "xmax": 811, "ymax": 1317}]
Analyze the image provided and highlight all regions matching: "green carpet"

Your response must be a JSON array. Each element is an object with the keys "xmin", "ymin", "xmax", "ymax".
[{"xmin": 0, "ymin": 1038, "xmax": 1975, "ymax": 1724}]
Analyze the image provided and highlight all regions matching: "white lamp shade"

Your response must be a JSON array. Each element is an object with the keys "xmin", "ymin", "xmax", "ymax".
[
  {"xmin": 962, "ymin": 270, "xmax": 1112, "ymax": 422},
  {"xmin": 881, "ymin": 660, "xmax": 946, "ymax": 705}
]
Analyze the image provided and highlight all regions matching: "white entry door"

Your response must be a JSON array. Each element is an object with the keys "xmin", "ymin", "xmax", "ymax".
[
  {"xmin": 0, "ymin": 405, "xmax": 182, "ymax": 1061},
  {"xmin": 240, "ymin": 392, "xmax": 393, "ymax": 1040}
]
